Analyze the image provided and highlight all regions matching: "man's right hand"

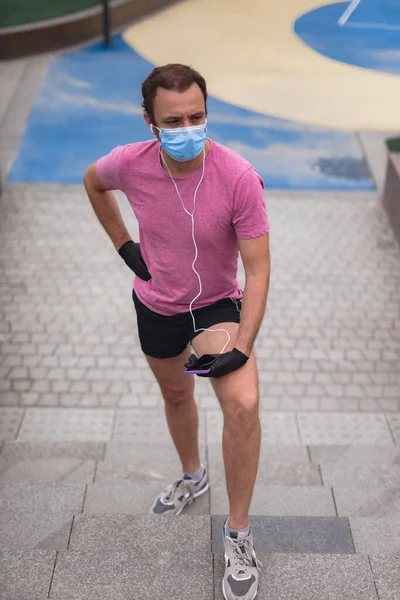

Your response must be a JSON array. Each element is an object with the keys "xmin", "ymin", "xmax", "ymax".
[{"xmin": 118, "ymin": 241, "xmax": 152, "ymax": 281}]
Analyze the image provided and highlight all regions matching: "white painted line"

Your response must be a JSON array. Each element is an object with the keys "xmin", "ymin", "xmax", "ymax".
[{"xmin": 338, "ymin": 0, "xmax": 362, "ymax": 26}]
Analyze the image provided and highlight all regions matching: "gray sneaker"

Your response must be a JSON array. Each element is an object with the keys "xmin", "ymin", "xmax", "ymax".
[
  {"xmin": 149, "ymin": 468, "xmax": 209, "ymax": 516},
  {"xmin": 222, "ymin": 523, "xmax": 263, "ymax": 600}
]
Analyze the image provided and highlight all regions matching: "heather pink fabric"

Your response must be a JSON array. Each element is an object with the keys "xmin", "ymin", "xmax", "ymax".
[{"xmin": 96, "ymin": 139, "xmax": 269, "ymax": 316}]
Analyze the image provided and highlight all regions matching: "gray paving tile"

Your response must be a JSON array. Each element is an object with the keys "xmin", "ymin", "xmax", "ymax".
[
  {"xmin": 309, "ymin": 445, "xmax": 400, "ymax": 466},
  {"xmin": 104, "ymin": 441, "xmax": 180, "ymax": 463},
  {"xmin": 211, "ymin": 484, "xmax": 335, "ymax": 516},
  {"xmin": 84, "ymin": 481, "xmax": 210, "ymax": 515},
  {"xmin": 98, "ymin": 442, "xmax": 207, "ymax": 483},
  {"xmin": 18, "ymin": 408, "xmax": 114, "ymax": 441},
  {"xmin": 334, "ymin": 487, "xmax": 400, "ymax": 517},
  {"xmin": 0, "ymin": 407, "xmax": 24, "ymax": 440},
  {"xmin": 113, "ymin": 408, "xmax": 206, "ymax": 445},
  {"xmin": 299, "ymin": 413, "xmax": 393, "ymax": 445},
  {"xmin": 207, "ymin": 411, "xmax": 300, "ymax": 444},
  {"xmin": 0, "ymin": 482, "xmax": 85, "ymax": 512},
  {"xmin": 255, "ymin": 459, "xmax": 321, "ymax": 487},
  {"xmin": 210, "ymin": 442, "xmax": 309, "ymax": 464},
  {"xmin": 212, "ymin": 515, "xmax": 354, "ymax": 554},
  {"xmin": 370, "ymin": 555, "xmax": 400, "ymax": 600},
  {"xmin": 351, "ymin": 517, "xmax": 400, "ymax": 554},
  {"xmin": 0, "ymin": 549, "xmax": 56, "ymax": 600},
  {"xmin": 208, "ymin": 444, "xmax": 319, "ymax": 486},
  {"xmin": 50, "ymin": 548, "xmax": 213, "ymax": 600},
  {"xmin": 70, "ymin": 514, "xmax": 211, "ymax": 553},
  {"xmin": 0, "ymin": 441, "xmax": 101, "ymax": 482},
  {"xmin": 322, "ymin": 464, "xmax": 400, "ymax": 488},
  {"xmin": 213, "ymin": 554, "xmax": 378, "ymax": 600},
  {"xmin": 0, "ymin": 456, "xmax": 96, "ymax": 483},
  {"xmin": 0, "ymin": 511, "xmax": 73, "ymax": 550},
  {"xmin": 387, "ymin": 414, "xmax": 400, "ymax": 443}
]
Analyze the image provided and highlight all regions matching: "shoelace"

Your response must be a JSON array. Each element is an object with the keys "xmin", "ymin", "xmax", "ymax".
[
  {"xmin": 161, "ymin": 479, "xmax": 193, "ymax": 503},
  {"xmin": 227, "ymin": 536, "xmax": 263, "ymax": 572}
]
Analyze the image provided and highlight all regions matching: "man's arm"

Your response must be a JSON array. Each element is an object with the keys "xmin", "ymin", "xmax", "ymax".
[
  {"xmin": 83, "ymin": 162, "xmax": 132, "ymax": 250},
  {"xmin": 235, "ymin": 233, "xmax": 270, "ymax": 356}
]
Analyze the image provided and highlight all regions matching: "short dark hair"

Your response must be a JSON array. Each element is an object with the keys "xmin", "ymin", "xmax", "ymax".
[{"xmin": 141, "ymin": 64, "xmax": 208, "ymax": 125}]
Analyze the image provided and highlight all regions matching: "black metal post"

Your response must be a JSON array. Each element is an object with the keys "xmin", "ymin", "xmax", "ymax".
[{"xmin": 102, "ymin": 0, "xmax": 111, "ymax": 48}]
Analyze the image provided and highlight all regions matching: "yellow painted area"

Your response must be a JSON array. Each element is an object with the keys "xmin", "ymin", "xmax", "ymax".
[{"xmin": 123, "ymin": 0, "xmax": 400, "ymax": 131}]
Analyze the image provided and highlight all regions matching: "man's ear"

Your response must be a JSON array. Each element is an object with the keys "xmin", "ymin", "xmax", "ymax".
[{"xmin": 143, "ymin": 112, "xmax": 153, "ymax": 131}]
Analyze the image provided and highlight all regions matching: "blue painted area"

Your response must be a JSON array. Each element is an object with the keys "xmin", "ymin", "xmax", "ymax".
[
  {"xmin": 295, "ymin": 2, "xmax": 400, "ymax": 75},
  {"xmin": 8, "ymin": 34, "xmax": 374, "ymax": 190},
  {"xmin": 345, "ymin": 0, "xmax": 400, "ymax": 27}
]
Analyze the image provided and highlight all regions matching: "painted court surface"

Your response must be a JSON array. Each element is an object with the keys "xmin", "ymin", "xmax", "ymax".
[{"xmin": 7, "ymin": 0, "xmax": 400, "ymax": 189}]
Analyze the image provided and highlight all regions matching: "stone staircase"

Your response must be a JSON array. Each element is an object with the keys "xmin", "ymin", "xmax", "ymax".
[{"xmin": 1, "ymin": 435, "xmax": 400, "ymax": 599}]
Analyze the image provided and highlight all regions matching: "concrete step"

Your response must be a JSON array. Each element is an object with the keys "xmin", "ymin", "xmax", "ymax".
[
  {"xmin": 0, "ymin": 511, "xmax": 357, "ymax": 554},
  {"xmin": 1, "ymin": 513, "xmax": 400, "ymax": 597},
  {"xmin": 322, "ymin": 464, "xmax": 400, "ymax": 488},
  {"xmin": 0, "ymin": 481, "xmax": 85, "ymax": 513},
  {"xmin": 4, "ymin": 549, "xmax": 396, "ymax": 600},
  {"xmin": 2, "ymin": 478, "xmax": 400, "ymax": 521},
  {"xmin": 0, "ymin": 549, "xmax": 56, "ymax": 600},
  {"xmin": 2, "ymin": 408, "xmax": 398, "ymax": 446},
  {"xmin": 214, "ymin": 553, "xmax": 381, "ymax": 600},
  {"xmin": 309, "ymin": 444, "xmax": 400, "ymax": 466},
  {"xmin": 2, "ymin": 547, "xmax": 400, "ymax": 600},
  {"xmin": 333, "ymin": 486, "xmax": 400, "ymax": 517},
  {"xmin": 2, "ymin": 479, "xmax": 400, "ymax": 556},
  {"xmin": 0, "ymin": 509, "xmax": 73, "ymax": 550},
  {"xmin": 2, "ymin": 441, "xmax": 400, "ymax": 493}
]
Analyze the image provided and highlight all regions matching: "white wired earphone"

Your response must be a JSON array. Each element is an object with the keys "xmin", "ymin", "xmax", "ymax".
[{"xmin": 160, "ymin": 148, "xmax": 240, "ymax": 355}]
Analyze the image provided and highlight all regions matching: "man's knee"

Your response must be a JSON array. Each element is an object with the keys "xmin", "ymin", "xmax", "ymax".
[
  {"xmin": 160, "ymin": 382, "xmax": 194, "ymax": 407},
  {"xmin": 223, "ymin": 390, "xmax": 259, "ymax": 427}
]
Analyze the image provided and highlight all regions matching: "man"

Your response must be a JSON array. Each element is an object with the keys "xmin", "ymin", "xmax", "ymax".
[{"xmin": 83, "ymin": 63, "xmax": 270, "ymax": 600}]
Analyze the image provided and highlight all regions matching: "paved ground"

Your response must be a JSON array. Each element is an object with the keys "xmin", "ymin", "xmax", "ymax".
[{"xmin": 1, "ymin": 53, "xmax": 400, "ymax": 599}]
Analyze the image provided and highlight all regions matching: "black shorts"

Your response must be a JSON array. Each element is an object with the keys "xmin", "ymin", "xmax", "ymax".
[{"xmin": 132, "ymin": 289, "xmax": 242, "ymax": 359}]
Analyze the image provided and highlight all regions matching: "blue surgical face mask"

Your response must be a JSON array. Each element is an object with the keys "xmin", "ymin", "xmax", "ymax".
[{"xmin": 151, "ymin": 122, "xmax": 207, "ymax": 162}]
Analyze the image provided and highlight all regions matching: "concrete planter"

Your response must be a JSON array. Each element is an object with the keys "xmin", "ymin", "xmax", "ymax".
[
  {"xmin": 382, "ymin": 151, "xmax": 400, "ymax": 246},
  {"xmin": 0, "ymin": 0, "xmax": 178, "ymax": 59}
]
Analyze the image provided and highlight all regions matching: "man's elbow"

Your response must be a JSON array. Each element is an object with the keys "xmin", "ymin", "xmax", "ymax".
[
  {"xmin": 83, "ymin": 166, "xmax": 91, "ymax": 191},
  {"xmin": 83, "ymin": 162, "xmax": 103, "ymax": 194}
]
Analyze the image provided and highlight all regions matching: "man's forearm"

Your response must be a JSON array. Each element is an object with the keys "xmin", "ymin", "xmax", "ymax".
[
  {"xmin": 235, "ymin": 273, "xmax": 270, "ymax": 356},
  {"xmin": 84, "ymin": 180, "xmax": 131, "ymax": 250}
]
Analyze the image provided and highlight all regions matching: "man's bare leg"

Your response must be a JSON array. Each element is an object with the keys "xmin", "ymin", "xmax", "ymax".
[
  {"xmin": 192, "ymin": 323, "xmax": 261, "ymax": 529},
  {"xmin": 146, "ymin": 347, "xmax": 201, "ymax": 473}
]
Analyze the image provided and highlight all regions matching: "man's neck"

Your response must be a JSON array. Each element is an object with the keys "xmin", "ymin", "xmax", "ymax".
[{"xmin": 160, "ymin": 140, "xmax": 210, "ymax": 178}]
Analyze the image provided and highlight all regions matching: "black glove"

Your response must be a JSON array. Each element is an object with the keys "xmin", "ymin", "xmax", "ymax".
[
  {"xmin": 185, "ymin": 348, "xmax": 249, "ymax": 378},
  {"xmin": 118, "ymin": 241, "xmax": 151, "ymax": 281}
]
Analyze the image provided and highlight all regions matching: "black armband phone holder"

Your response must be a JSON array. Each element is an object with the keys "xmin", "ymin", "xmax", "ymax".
[{"xmin": 184, "ymin": 353, "xmax": 222, "ymax": 375}]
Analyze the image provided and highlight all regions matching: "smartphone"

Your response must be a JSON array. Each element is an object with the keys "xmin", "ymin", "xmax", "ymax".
[{"xmin": 185, "ymin": 368, "xmax": 211, "ymax": 375}]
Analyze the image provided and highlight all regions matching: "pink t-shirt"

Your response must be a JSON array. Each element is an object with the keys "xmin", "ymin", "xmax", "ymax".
[{"xmin": 96, "ymin": 139, "xmax": 269, "ymax": 316}]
